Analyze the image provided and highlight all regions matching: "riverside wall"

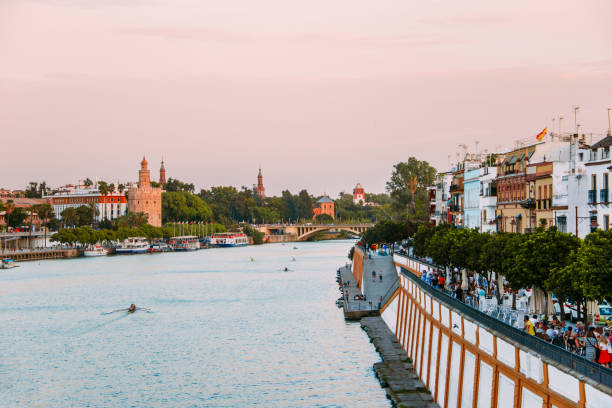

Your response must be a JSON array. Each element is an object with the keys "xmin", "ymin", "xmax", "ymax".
[
  {"xmin": 378, "ymin": 253, "xmax": 612, "ymax": 408},
  {"xmin": 0, "ymin": 249, "xmax": 79, "ymax": 262}
]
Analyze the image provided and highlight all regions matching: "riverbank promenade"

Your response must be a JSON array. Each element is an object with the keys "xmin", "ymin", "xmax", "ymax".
[{"xmin": 339, "ymin": 251, "xmax": 398, "ymax": 320}]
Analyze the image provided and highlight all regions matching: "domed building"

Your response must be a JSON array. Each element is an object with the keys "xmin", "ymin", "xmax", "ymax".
[{"xmin": 127, "ymin": 156, "xmax": 162, "ymax": 227}]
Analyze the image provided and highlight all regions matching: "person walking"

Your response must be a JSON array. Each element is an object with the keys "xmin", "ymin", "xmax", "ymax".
[
  {"xmin": 584, "ymin": 327, "xmax": 599, "ymax": 363},
  {"xmin": 599, "ymin": 336, "xmax": 612, "ymax": 368}
]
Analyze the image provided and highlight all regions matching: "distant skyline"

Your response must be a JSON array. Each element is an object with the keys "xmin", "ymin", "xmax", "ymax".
[{"xmin": 1, "ymin": 0, "xmax": 611, "ymax": 195}]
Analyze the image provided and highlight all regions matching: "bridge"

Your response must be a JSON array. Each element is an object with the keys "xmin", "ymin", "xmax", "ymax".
[{"xmin": 255, "ymin": 223, "xmax": 372, "ymax": 242}]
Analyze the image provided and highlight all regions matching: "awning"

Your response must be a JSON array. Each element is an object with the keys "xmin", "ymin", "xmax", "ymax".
[{"xmin": 508, "ymin": 156, "xmax": 517, "ymax": 164}]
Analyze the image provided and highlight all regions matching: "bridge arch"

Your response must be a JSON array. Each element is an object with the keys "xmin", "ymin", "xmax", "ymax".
[{"xmin": 296, "ymin": 225, "xmax": 367, "ymax": 241}]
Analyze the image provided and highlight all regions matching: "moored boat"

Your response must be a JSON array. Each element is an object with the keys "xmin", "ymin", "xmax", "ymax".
[
  {"xmin": 1, "ymin": 259, "xmax": 18, "ymax": 269},
  {"xmin": 116, "ymin": 237, "xmax": 150, "ymax": 254},
  {"xmin": 169, "ymin": 236, "xmax": 200, "ymax": 251},
  {"xmin": 148, "ymin": 242, "xmax": 171, "ymax": 253},
  {"xmin": 210, "ymin": 233, "xmax": 248, "ymax": 247},
  {"xmin": 83, "ymin": 245, "xmax": 108, "ymax": 257}
]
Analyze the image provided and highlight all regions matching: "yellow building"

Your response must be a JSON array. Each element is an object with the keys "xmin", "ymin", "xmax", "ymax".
[{"xmin": 128, "ymin": 157, "xmax": 162, "ymax": 227}]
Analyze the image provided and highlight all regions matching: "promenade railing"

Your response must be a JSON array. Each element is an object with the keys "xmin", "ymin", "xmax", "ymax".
[{"xmin": 394, "ymin": 252, "xmax": 612, "ymax": 388}]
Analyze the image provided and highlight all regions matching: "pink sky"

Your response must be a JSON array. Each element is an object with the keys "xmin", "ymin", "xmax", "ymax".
[{"xmin": 1, "ymin": 0, "xmax": 611, "ymax": 195}]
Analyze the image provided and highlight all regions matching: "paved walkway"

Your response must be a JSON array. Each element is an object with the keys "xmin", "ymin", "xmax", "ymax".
[
  {"xmin": 361, "ymin": 317, "xmax": 438, "ymax": 408},
  {"xmin": 361, "ymin": 252, "xmax": 398, "ymax": 309}
]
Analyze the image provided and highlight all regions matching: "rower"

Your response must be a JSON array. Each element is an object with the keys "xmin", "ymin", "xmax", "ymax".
[{"xmin": 128, "ymin": 304, "xmax": 136, "ymax": 313}]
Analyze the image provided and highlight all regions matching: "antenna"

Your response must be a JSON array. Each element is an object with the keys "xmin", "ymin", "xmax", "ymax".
[
  {"xmin": 559, "ymin": 116, "xmax": 564, "ymax": 138},
  {"xmin": 573, "ymin": 106, "xmax": 580, "ymax": 138}
]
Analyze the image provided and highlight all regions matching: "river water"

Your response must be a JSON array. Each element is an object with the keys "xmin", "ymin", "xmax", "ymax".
[{"xmin": 0, "ymin": 240, "xmax": 389, "ymax": 407}]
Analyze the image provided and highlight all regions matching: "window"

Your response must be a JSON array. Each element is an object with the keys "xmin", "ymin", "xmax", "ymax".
[
  {"xmin": 557, "ymin": 216, "xmax": 567, "ymax": 233},
  {"xmin": 579, "ymin": 152, "xmax": 584, "ymax": 161},
  {"xmin": 592, "ymin": 174, "xmax": 597, "ymax": 189},
  {"xmin": 544, "ymin": 185, "xmax": 547, "ymax": 199},
  {"xmin": 605, "ymin": 174, "xmax": 609, "ymax": 190},
  {"xmin": 538, "ymin": 186, "xmax": 541, "ymax": 200},
  {"xmin": 605, "ymin": 215, "xmax": 610, "ymax": 231}
]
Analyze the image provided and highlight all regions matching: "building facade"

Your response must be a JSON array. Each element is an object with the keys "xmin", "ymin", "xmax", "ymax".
[
  {"xmin": 128, "ymin": 157, "xmax": 162, "ymax": 227},
  {"xmin": 46, "ymin": 185, "xmax": 127, "ymax": 223},
  {"xmin": 496, "ymin": 144, "xmax": 538, "ymax": 233},
  {"xmin": 463, "ymin": 168, "xmax": 481, "ymax": 230},
  {"xmin": 479, "ymin": 166, "xmax": 498, "ymax": 233},
  {"xmin": 582, "ymin": 135, "xmax": 612, "ymax": 236},
  {"xmin": 312, "ymin": 196, "xmax": 335, "ymax": 219}
]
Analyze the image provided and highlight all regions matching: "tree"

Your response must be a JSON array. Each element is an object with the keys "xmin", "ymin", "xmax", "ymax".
[
  {"xmin": 165, "ymin": 178, "xmax": 195, "ymax": 193},
  {"xmin": 386, "ymin": 158, "xmax": 437, "ymax": 222},
  {"xmin": 31, "ymin": 203, "xmax": 55, "ymax": 247},
  {"xmin": 573, "ymin": 229, "xmax": 612, "ymax": 303},
  {"xmin": 25, "ymin": 182, "xmax": 42, "ymax": 198},
  {"xmin": 76, "ymin": 205, "xmax": 95, "ymax": 226},
  {"xmin": 314, "ymin": 213, "xmax": 334, "ymax": 224},
  {"xmin": 118, "ymin": 183, "xmax": 126, "ymax": 195},
  {"xmin": 113, "ymin": 212, "xmax": 149, "ymax": 228},
  {"xmin": 515, "ymin": 227, "xmax": 580, "ymax": 314},
  {"xmin": 83, "ymin": 178, "xmax": 93, "ymax": 187},
  {"xmin": 162, "ymin": 191, "xmax": 212, "ymax": 223},
  {"xmin": 242, "ymin": 224, "xmax": 264, "ymax": 244},
  {"xmin": 61, "ymin": 207, "xmax": 78, "ymax": 228}
]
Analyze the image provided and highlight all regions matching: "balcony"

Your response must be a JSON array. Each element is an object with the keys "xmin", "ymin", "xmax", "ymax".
[
  {"xmin": 588, "ymin": 190, "xmax": 597, "ymax": 203},
  {"xmin": 449, "ymin": 204, "xmax": 461, "ymax": 212},
  {"xmin": 601, "ymin": 189, "xmax": 609, "ymax": 203}
]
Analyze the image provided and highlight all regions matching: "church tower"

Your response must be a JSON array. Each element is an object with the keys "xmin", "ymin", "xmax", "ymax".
[
  {"xmin": 159, "ymin": 159, "xmax": 166, "ymax": 186},
  {"xmin": 256, "ymin": 167, "xmax": 265, "ymax": 198}
]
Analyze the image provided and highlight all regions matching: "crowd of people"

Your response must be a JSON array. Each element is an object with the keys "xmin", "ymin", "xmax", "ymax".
[
  {"xmin": 415, "ymin": 262, "xmax": 612, "ymax": 368},
  {"xmin": 523, "ymin": 315, "xmax": 612, "ymax": 367}
]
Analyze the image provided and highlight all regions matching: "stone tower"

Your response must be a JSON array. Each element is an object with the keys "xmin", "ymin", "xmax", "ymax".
[
  {"xmin": 128, "ymin": 156, "xmax": 163, "ymax": 227},
  {"xmin": 256, "ymin": 167, "xmax": 265, "ymax": 198},
  {"xmin": 159, "ymin": 159, "xmax": 166, "ymax": 186}
]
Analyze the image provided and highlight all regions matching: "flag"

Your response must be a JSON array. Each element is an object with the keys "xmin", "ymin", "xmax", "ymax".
[{"xmin": 536, "ymin": 127, "xmax": 547, "ymax": 141}]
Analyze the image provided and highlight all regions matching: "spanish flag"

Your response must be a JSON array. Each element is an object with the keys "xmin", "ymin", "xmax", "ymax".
[{"xmin": 536, "ymin": 127, "xmax": 547, "ymax": 141}]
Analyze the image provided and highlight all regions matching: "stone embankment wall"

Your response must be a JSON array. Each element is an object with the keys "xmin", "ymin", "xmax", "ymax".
[
  {"xmin": 0, "ymin": 249, "xmax": 79, "ymax": 262},
  {"xmin": 351, "ymin": 245, "xmax": 365, "ymax": 290},
  {"xmin": 378, "ymin": 253, "xmax": 611, "ymax": 408},
  {"xmin": 263, "ymin": 234, "xmax": 297, "ymax": 243}
]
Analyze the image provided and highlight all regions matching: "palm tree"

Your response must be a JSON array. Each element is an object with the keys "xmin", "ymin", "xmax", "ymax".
[
  {"xmin": 118, "ymin": 183, "xmax": 125, "ymax": 195},
  {"xmin": 33, "ymin": 204, "xmax": 54, "ymax": 247},
  {"xmin": 5, "ymin": 200, "xmax": 15, "ymax": 232},
  {"xmin": 98, "ymin": 181, "xmax": 109, "ymax": 221}
]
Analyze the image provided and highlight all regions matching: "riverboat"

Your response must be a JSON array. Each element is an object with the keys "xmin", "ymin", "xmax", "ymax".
[
  {"xmin": 169, "ymin": 236, "xmax": 200, "ymax": 251},
  {"xmin": 116, "ymin": 237, "xmax": 150, "ymax": 254},
  {"xmin": 83, "ymin": 245, "xmax": 108, "ymax": 257},
  {"xmin": 1, "ymin": 259, "xmax": 18, "ymax": 269},
  {"xmin": 148, "ymin": 242, "xmax": 171, "ymax": 253},
  {"xmin": 210, "ymin": 233, "xmax": 248, "ymax": 247}
]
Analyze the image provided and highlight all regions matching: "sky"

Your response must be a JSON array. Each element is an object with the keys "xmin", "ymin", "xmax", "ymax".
[{"xmin": 1, "ymin": 0, "xmax": 612, "ymax": 196}]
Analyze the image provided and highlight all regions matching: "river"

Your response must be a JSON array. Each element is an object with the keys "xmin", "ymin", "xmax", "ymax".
[{"xmin": 0, "ymin": 240, "xmax": 390, "ymax": 407}]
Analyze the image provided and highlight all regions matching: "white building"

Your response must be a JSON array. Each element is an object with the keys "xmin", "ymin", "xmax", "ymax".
[
  {"xmin": 463, "ymin": 168, "xmax": 481, "ymax": 230},
  {"xmin": 560, "ymin": 137, "xmax": 595, "ymax": 237},
  {"xmin": 45, "ymin": 184, "xmax": 128, "ymax": 223},
  {"xmin": 568, "ymin": 134, "xmax": 612, "ymax": 237},
  {"xmin": 479, "ymin": 166, "xmax": 498, "ymax": 233},
  {"xmin": 433, "ymin": 171, "xmax": 453, "ymax": 225}
]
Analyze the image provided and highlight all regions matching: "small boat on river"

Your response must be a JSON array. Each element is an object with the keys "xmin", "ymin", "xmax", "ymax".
[
  {"xmin": 83, "ymin": 245, "xmax": 108, "ymax": 257},
  {"xmin": 116, "ymin": 237, "xmax": 150, "ymax": 254},
  {"xmin": 1, "ymin": 259, "xmax": 18, "ymax": 269}
]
